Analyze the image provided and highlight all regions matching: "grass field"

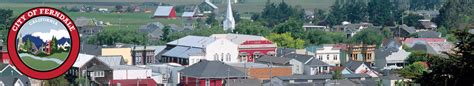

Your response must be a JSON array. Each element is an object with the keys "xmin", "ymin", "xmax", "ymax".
[
  {"xmin": 21, "ymin": 52, "xmax": 69, "ymax": 71},
  {"xmin": 22, "ymin": 56, "xmax": 60, "ymax": 71}
]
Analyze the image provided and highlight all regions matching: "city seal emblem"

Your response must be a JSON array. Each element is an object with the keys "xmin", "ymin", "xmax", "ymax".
[{"xmin": 7, "ymin": 7, "xmax": 80, "ymax": 79}]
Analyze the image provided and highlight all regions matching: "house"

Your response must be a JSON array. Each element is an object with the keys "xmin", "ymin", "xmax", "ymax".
[
  {"xmin": 1, "ymin": 51, "xmax": 11, "ymax": 65},
  {"xmin": 333, "ymin": 22, "xmax": 374, "ymax": 38},
  {"xmin": 426, "ymin": 42, "xmax": 454, "ymax": 56},
  {"xmin": 345, "ymin": 61, "xmax": 380, "ymax": 77},
  {"xmin": 199, "ymin": 0, "xmax": 218, "ymax": 14},
  {"xmin": 309, "ymin": 44, "xmax": 342, "ymax": 66},
  {"xmin": 97, "ymin": 55, "xmax": 126, "ymax": 66},
  {"xmin": 132, "ymin": 46, "xmax": 161, "ymax": 65},
  {"xmin": 282, "ymin": 53, "xmax": 332, "ymax": 75},
  {"xmin": 0, "ymin": 64, "xmax": 30, "ymax": 86},
  {"xmin": 138, "ymin": 22, "xmax": 165, "ymax": 40},
  {"xmin": 153, "ymin": 6, "xmax": 177, "ymax": 19},
  {"xmin": 375, "ymin": 38, "xmax": 411, "ymax": 70},
  {"xmin": 266, "ymin": 74, "xmax": 371, "ymax": 86},
  {"xmin": 392, "ymin": 24, "xmax": 416, "ymax": 38},
  {"xmin": 210, "ymin": 34, "xmax": 277, "ymax": 62},
  {"xmin": 417, "ymin": 31, "xmax": 442, "ymax": 38},
  {"xmin": 330, "ymin": 66, "xmax": 353, "ymax": 74},
  {"xmin": 160, "ymin": 36, "xmax": 239, "ymax": 65},
  {"xmin": 66, "ymin": 54, "xmax": 111, "ymax": 84},
  {"xmin": 179, "ymin": 60, "xmax": 246, "ymax": 86},
  {"xmin": 416, "ymin": 19, "xmax": 437, "ymax": 31},
  {"xmin": 145, "ymin": 63, "xmax": 185, "ymax": 86},
  {"xmin": 303, "ymin": 23, "xmax": 329, "ymax": 31},
  {"xmin": 74, "ymin": 17, "xmax": 103, "ymax": 37},
  {"xmin": 80, "ymin": 43, "xmax": 102, "ymax": 56},
  {"xmin": 344, "ymin": 44, "xmax": 376, "ymax": 64},
  {"xmin": 101, "ymin": 44, "xmax": 133, "ymax": 65},
  {"xmin": 402, "ymin": 38, "xmax": 446, "ymax": 48},
  {"xmin": 87, "ymin": 65, "xmax": 154, "ymax": 86},
  {"xmin": 229, "ymin": 62, "xmax": 292, "ymax": 80}
]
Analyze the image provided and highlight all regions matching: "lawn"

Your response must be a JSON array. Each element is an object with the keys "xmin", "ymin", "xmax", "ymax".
[
  {"xmin": 45, "ymin": 52, "xmax": 70, "ymax": 61},
  {"xmin": 21, "ymin": 56, "xmax": 60, "ymax": 71}
]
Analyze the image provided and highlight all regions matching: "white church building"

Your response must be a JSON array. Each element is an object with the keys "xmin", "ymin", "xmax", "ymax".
[{"xmin": 223, "ymin": 0, "xmax": 235, "ymax": 31}]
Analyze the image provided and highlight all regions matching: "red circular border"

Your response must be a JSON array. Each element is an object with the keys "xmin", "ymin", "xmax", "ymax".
[{"xmin": 7, "ymin": 7, "xmax": 80, "ymax": 80}]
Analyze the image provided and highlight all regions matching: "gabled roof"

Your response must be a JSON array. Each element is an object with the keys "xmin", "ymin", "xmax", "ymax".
[
  {"xmin": 255, "ymin": 56, "xmax": 291, "ymax": 65},
  {"xmin": 276, "ymin": 48, "xmax": 296, "ymax": 57},
  {"xmin": 282, "ymin": 53, "xmax": 313, "ymax": 63},
  {"xmin": 110, "ymin": 65, "xmax": 149, "ymax": 70},
  {"xmin": 204, "ymin": 0, "xmax": 218, "ymax": 9},
  {"xmin": 73, "ymin": 54, "xmax": 95, "ymax": 68},
  {"xmin": 80, "ymin": 43, "xmax": 102, "ymax": 56},
  {"xmin": 417, "ymin": 31, "xmax": 441, "ymax": 38},
  {"xmin": 182, "ymin": 12, "xmax": 195, "ymax": 17},
  {"xmin": 400, "ymin": 25, "xmax": 416, "ymax": 34},
  {"xmin": 97, "ymin": 55, "xmax": 125, "ymax": 66},
  {"xmin": 179, "ymin": 60, "xmax": 246, "ymax": 78},
  {"xmin": 154, "ymin": 6, "xmax": 174, "ymax": 16},
  {"xmin": 167, "ymin": 35, "xmax": 217, "ymax": 48},
  {"xmin": 345, "ymin": 61, "xmax": 368, "ymax": 71},
  {"xmin": 305, "ymin": 58, "xmax": 331, "ymax": 66},
  {"xmin": 162, "ymin": 46, "xmax": 204, "ymax": 58}
]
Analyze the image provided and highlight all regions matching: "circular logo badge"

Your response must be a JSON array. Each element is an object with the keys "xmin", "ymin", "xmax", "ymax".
[{"xmin": 7, "ymin": 7, "xmax": 80, "ymax": 80}]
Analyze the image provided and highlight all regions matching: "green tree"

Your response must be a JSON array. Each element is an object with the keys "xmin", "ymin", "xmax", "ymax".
[
  {"xmin": 88, "ymin": 29, "xmax": 148, "ymax": 45},
  {"xmin": 367, "ymin": 0, "xmax": 396, "ymax": 26},
  {"xmin": 434, "ymin": 0, "xmax": 474, "ymax": 30},
  {"xmin": 233, "ymin": 20, "xmax": 271, "ymax": 36},
  {"xmin": 350, "ymin": 28, "xmax": 384, "ymax": 45},
  {"xmin": 233, "ymin": 10, "xmax": 241, "ymax": 23},
  {"xmin": 205, "ymin": 13, "xmax": 218, "ymax": 26},
  {"xmin": 403, "ymin": 14, "xmax": 424, "ymax": 27},
  {"xmin": 398, "ymin": 62, "xmax": 428, "ymax": 80},
  {"xmin": 44, "ymin": 75, "xmax": 69, "ymax": 86},
  {"xmin": 326, "ymin": 0, "xmax": 344, "ymax": 26},
  {"xmin": 273, "ymin": 18, "xmax": 304, "ymax": 38},
  {"xmin": 0, "ymin": 9, "xmax": 13, "ymax": 42},
  {"xmin": 24, "ymin": 38, "xmax": 32, "ymax": 52},
  {"xmin": 332, "ymin": 69, "xmax": 343, "ymax": 80},
  {"xmin": 312, "ymin": 8, "xmax": 326, "ymax": 24},
  {"xmin": 50, "ymin": 36, "xmax": 58, "ymax": 53},
  {"xmin": 420, "ymin": 29, "xmax": 474, "ymax": 85},
  {"xmin": 161, "ymin": 26, "xmax": 171, "ymax": 41},
  {"xmin": 266, "ymin": 33, "xmax": 305, "ymax": 49},
  {"xmin": 406, "ymin": 51, "xmax": 431, "ymax": 64}
]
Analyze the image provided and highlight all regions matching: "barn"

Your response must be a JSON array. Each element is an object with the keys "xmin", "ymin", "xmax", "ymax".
[{"xmin": 153, "ymin": 6, "xmax": 177, "ymax": 19}]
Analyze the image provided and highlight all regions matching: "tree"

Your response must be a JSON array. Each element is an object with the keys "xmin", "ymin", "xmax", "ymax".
[
  {"xmin": 233, "ymin": 10, "xmax": 241, "ymax": 23},
  {"xmin": 312, "ymin": 8, "xmax": 326, "ymax": 24},
  {"xmin": 332, "ymin": 69, "xmax": 343, "ymax": 80},
  {"xmin": 88, "ymin": 29, "xmax": 148, "ymax": 45},
  {"xmin": 205, "ymin": 13, "xmax": 218, "ymax": 26},
  {"xmin": 344, "ymin": 0, "xmax": 368, "ymax": 23},
  {"xmin": 367, "ymin": 0, "xmax": 396, "ymax": 26},
  {"xmin": 161, "ymin": 26, "xmax": 171, "ymax": 42},
  {"xmin": 350, "ymin": 28, "xmax": 384, "ymax": 45},
  {"xmin": 326, "ymin": 0, "xmax": 344, "ymax": 26},
  {"xmin": 273, "ymin": 18, "xmax": 304, "ymax": 38},
  {"xmin": 403, "ymin": 14, "xmax": 424, "ymax": 27},
  {"xmin": 409, "ymin": 0, "xmax": 443, "ymax": 10},
  {"xmin": 434, "ymin": 0, "xmax": 474, "ymax": 30},
  {"xmin": 420, "ymin": 29, "xmax": 474, "ymax": 85},
  {"xmin": 406, "ymin": 51, "xmax": 431, "ymax": 64},
  {"xmin": 0, "ymin": 9, "xmax": 13, "ymax": 42},
  {"xmin": 51, "ymin": 36, "xmax": 58, "ymax": 53},
  {"xmin": 398, "ymin": 62, "xmax": 428, "ymax": 80},
  {"xmin": 266, "ymin": 33, "xmax": 305, "ymax": 49},
  {"xmin": 233, "ymin": 20, "xmax": 271, "ymax": 36},
  {"xmin": 44, "ymin": 75, "xmax": 69, "ymax": 86}
]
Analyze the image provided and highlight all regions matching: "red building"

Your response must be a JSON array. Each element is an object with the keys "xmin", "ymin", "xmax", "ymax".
[
  {"xmin": 44, "ymin": 40, "xmax": 52, "ymax": 55},
  {"xmin": 179, "ymin": 60, "xmax": 246, "ymax": 86},
  {"xmin": 153, "ymin": 6, "xmax": 177, "ymax": 19},
  {"xmin": 210, "ymin": 34, "xmax": 277, "ymax": 62}
]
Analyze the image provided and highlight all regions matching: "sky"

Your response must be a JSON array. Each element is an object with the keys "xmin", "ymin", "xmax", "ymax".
[{"xmin": 17, "ymin": 16, "xmax": 70, "ymax": 42}]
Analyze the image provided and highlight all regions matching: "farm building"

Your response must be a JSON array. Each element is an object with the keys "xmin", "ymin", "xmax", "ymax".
[{"xmin": 153, "ymin": 6, "xmax": 177, "ymax": 19}]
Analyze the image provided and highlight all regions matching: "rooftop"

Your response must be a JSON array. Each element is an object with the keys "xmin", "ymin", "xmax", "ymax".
[
  {"xmin": 179, "ymin": 60, "xmax": 246, "ymax": 78},
  {"xmin": 153, "ymin": 6, "xmax": 174, "ymax": 16},
  {"xmin": 210, "ymin": 34, "xmax": 267, "ymax": 45},
  {"xmin": 162, "ymin": 46, "xmax": 204, "ymax": 58},
  {"xmin": 167, "ymin": 35, "xmax": 217, "ymax": 48},
  {"xmin": 73, "ymin": 54, "xmax": 95, "ymax": 68},
  {"xmin": 97, "ymin": 55, "xmax": 125, "ymax": 66}
]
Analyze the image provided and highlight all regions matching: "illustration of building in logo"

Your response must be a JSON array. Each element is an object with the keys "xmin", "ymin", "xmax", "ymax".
[
  {"xmin": 7, "ymin": 7, "xmax": 80, "ymax": 80},
  {"xmin": 16, "ymin": 16, "xmax": 71, "ymax": 71}
]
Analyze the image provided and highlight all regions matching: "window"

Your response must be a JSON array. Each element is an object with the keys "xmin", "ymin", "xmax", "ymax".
[
  {"xmin": 205, "ymin": 79, "xmax": 210, "ymax": 86},
  {"xmin": 214, "ymin": 54, "xmax": 218, "ymax": 60},
  {"xmin": 135, "ymin": 56, "xmax": 142, "ymax": 64},
  {"xmin": 221, "ymin": 53, "xmax": 224, "ymax": 61},
  {"xmin": 326, "ymin": 55, "xmax": 329, "ymax": 60},
  {"xmin": 318, "ymin": 55, "xmax": 322, "ymax": 60},
  {"xmin": 333, "ymin": 55, "xmax": 337, "ymax": 60},
  {"xmin": 226, "ymin": 53, "xmax": 231, "ymax": 62}
]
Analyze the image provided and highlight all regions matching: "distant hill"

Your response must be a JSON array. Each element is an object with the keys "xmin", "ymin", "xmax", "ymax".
[{"xmin": 22, "ymin": 35, "xmax": 44, "ymax": 49}]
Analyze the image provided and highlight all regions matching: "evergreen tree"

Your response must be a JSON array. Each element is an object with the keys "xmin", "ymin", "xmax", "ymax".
[{"xmin": 51, "ymin": 36, "xmax": 58, "ymax": 53}]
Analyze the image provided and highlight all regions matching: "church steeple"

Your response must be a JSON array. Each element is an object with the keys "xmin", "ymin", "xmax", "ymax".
[{"xmin": 223, "ymin": 0, "xmax": 235, "ymax": 31}]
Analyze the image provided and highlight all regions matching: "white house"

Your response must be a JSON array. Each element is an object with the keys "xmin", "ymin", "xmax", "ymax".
[
  {"xmin": 58, "ymin": 41, "xmax": 70, "ymax": 50},
  {"xmin": 346, "ymin": 61, "xmax": 380, "ymax": 77},
  {"xmin": 161, "ymin": 36, "xmax": 239, "ymax": 65},
  {"xmin": 314, "ymin": 44, "xmax": 341, "ymax": 66}
]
